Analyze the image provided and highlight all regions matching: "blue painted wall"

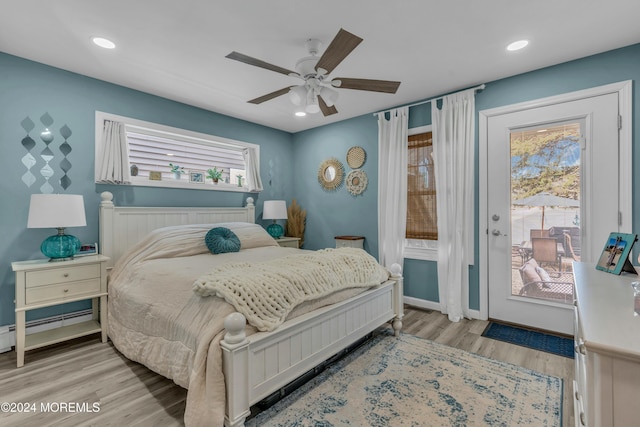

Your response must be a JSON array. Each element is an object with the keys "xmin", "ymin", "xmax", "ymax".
[
  {"xmin": 293, "ymin": 43, "xmax": 640, "ymax": 311},
  {"xmin": 0, "ymin": 53, "xmax": 294, "ymax": 326},
  {"xmin": 2, "ymin": 42, "xmax": 638, "ymax": 328}
]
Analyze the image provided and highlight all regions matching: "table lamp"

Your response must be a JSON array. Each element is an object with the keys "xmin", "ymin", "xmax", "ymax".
[
  {"xmin": 263, "ymin": 200, "xmax": 287, "ymax": 239},
  {"xmin": 27, "ymin": 194, "xmax": 87, "ymax": 261}
]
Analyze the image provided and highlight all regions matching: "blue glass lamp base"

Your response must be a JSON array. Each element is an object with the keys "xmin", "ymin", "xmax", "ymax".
[
  {"xmin": 266, "ymin": 223, "xmax": 284, "ymax": 239},
  {"xmin": 41, "ymin": 229, "xmax": 81, "ymax": 261}
]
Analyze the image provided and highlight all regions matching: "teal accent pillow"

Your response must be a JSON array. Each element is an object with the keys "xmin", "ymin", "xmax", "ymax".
[{"xmin": 205, "ymin": 227, "xmax": 241, "ymax": 254}]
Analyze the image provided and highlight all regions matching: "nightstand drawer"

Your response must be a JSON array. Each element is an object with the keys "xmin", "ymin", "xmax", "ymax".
[
  {"xmin": 25, "ymin": 264, "xmax": 100, "ymax": 287},
  {"xmin": 25, "ymin": 279, "xmax": 101, "ymax": 305}
]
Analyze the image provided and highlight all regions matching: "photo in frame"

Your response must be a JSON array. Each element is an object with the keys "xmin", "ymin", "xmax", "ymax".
[
  {"xmin": 189, "ymin": 170, "xmax": 205, "ymax": 183},
  {"xmin": 595, "ymin": 232, "xmax": 637, "ymax": 275}
]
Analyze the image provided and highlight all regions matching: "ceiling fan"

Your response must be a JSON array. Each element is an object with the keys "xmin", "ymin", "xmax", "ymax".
[{"xmin": 225, "ymin": 28, "xmax": 401, "ymax": 116}]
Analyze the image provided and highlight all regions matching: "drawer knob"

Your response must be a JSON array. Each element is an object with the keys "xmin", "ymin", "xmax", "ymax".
[
  {"xmin": 63, "ymin": 289, "xmax": 69, "ymax": 293},
  {"xmin": 63, "ymin": 273, "xmax": 69, "ymax": 278}
]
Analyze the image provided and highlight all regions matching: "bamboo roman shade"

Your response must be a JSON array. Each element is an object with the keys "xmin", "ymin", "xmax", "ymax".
[{"xmin": 406, "ymin": 132, "xmax": 438, "ymax": 240}]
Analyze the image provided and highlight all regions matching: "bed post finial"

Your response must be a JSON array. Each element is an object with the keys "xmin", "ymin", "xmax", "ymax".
[
  {"xmin": 245, "ymin": 197, "xmax": 254, "ymax": 207},
  {"xmin": 100, "ymin": 191, "xmax": 114, "ymax": 206},
  {"xmin": 223, "ymin": 312, "xmax": 247, "ymax": 345}
]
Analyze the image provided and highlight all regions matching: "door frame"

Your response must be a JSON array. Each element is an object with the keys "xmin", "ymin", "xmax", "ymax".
[{"xmin": 478, "ymin": 81, "xmax": 633, "ymax": 321}]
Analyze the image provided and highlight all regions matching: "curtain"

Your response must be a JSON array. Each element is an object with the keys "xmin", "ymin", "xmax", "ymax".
[
  {"xmin": 432, "ymin": 89, "xmax": 475, "ymax": 322},
  {"xmin": 97, "ymin": 120, "xmax": 131, "ymax": 184},
  {"xmin": 242, "ymin": 147, "xmax": 263, "ymax": 192},
  {"xmin": 377, "ymin": 107, "xmax": 409, "ymax": 269}
]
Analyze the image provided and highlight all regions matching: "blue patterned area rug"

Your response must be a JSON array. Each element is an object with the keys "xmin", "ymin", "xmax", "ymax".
[
  {"xmin": 246, "ymin": 331, "xmax": 562, "ymax": 426},
  {"xmin": 482, "ymin": 322, "xmax": 574, "ymax": 359}
]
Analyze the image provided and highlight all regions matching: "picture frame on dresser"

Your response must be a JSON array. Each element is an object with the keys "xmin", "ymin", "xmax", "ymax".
[{"xmin": 595, "ymin": 232, "xmax": 637, "ymax": 275}]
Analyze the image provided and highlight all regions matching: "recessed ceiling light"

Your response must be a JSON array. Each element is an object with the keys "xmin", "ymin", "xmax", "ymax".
[
  {"xmin": 506, "ymin": 40, "xmax": 529, "ymax": 51},
  {"xmin": 92, "ymin": 37, "xmax": 116, "ymax": 49},
  {"xmin": 295, "ymin": 111, "xmax": 306, "ymax": 117}
]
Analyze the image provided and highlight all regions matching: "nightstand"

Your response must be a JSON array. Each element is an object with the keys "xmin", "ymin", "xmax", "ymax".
[
  {"xmin": 276, "ymin": 236, "xmax": 301, "ymax": 248},
  {"xmin": 335, "ymin": 236, "xmax": 364, "ymax": 249},
  {"xmin": 11, "ymin": 254, "xmax": 109, "ymax": 367}
]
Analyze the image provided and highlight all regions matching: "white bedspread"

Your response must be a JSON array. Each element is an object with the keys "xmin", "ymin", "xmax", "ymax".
[{"xmin": 107, "ymin": 223, "xmax": 387, "ymax": 427}]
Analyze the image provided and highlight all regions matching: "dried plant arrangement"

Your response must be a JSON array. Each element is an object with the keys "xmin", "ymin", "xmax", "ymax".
[{"xmin": 285, "ymin": 198, "xmax": 306, "ymax": 247}]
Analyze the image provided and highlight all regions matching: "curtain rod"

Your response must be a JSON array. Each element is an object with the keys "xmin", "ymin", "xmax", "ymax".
[{"xmin": 373, "ymin": 83, "xmax": 486, "ymax": 116}]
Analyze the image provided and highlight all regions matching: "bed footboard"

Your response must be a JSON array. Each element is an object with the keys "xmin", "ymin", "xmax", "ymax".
[{"xmin": 221, "ymin": 267, "xmax": 403, "ymax": 427}]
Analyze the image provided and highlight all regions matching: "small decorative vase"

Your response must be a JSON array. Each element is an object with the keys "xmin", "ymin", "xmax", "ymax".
[
  {"xmin": 237, "ymin": 176, "xmax": 242, "ymax": 187},
  {"xmin": 174, "ymin": 172, "xmax": 181, "ymax": 180},
  {"xmin": 130, "ymin": 164, "xmax": 139, "ymax": 176}
]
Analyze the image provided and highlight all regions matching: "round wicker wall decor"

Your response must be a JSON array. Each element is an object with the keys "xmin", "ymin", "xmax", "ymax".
[
  {"xmin": 346, "ymin": 170, "xmax": 368, "ymax": 196},
  {"xmin": 346, "ymin": 146, "xmax": 366, "ymax": 169}
]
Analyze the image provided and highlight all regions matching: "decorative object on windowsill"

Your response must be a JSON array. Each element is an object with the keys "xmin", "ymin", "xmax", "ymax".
[
  {"xmin": 130, "ymin": 164, "xmax": 139, "ymax": 176},
  {"xmin": 237, "ymin": 174, "xmax": 243, "ymax": 187},
  {"xmin": 346, "ymin": 170, "xmax": 368, "ymax": 196},
  {"xmin": 207, "ymin": 167, "xmax": 223, "ymax": 183},
  {"xmin": 189, "ymin": 170, "xmax": 205, "ymax": 183},
  {"xmin": 149, "ymin": 171, "xmax": 162, "ymax": 181},
  {"xmin": 27, "ymin": 194, "xmax": 87, "ymax": 261},
  {"xmin": 263, "ymin": 200, "xmax": 287, "ymax": 239},
  {"xmin": 169, "ymin": 163, "xmax": 185, "ymax": 180},
  {"xmin": 318, "ymin": 157, "xmax": 344, "ymax": 191},
  {"xmin": 595, "ymin": 232, "xmax": 637, "ymax": 275},
  {"xmin": 346, "ymin": 146, "xmax": 366, "ymax": 169},
  {"xmin": 285, "ymin": 198, "xmax": 306, "ymax": 247}
]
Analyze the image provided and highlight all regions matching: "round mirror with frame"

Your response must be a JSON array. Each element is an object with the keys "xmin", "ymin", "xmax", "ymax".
[{"xmin": 317, "ymin": 158, "xmax": 344, "ymax": 191}]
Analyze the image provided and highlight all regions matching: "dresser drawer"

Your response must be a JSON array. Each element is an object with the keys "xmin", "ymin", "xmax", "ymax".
[
  {"xmin": 25, "ymin": 264, "xmax": 100, "ymax": 287},
  {"xmin": 25, "ymin": 278, "xmax": 101, "ymax": 305}
]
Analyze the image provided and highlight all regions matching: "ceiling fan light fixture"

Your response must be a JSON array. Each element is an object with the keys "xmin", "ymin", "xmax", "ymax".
[
  {"xmin": 319, "ymin": 87, "xmax": 339, "ymax": 107},
  {"xmin": 289, "ymin": 86, "xmax": 307, "ymax": 106},
  {"xmin": 295, "ymin": 111, "xmax": 307, "ymax": 117},
  {"xmin": 305, "ymin": 93, "xmax": 320, "ymax": 114}
]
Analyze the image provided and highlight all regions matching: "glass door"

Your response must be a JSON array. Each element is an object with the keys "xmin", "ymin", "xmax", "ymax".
[{"xmin": 510, "ymin": 122, "xmax": 581, "ymax": 305}]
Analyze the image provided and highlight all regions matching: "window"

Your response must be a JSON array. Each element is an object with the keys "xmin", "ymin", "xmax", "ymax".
[
  {"xmin": 94, "ymin": 111, "xmax": 259, "ymax": 191},
  {"xmin": 405, "ymin": 125, "xmax": 438, "ymax": 260}
]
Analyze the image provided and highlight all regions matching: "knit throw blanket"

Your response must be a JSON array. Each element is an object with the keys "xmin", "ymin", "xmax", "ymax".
[{"xmin": 192, "ymin": 247, "xmax": 389, "ymax": 331}]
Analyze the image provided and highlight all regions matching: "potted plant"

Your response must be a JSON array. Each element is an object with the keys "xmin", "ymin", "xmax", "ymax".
[
  {"xmin": 169, "ymin": 163, "xmax": 185, "ymax": 180},
  {"xmin": 207, "ymin": 167, "xmax": 223, "ymax": 183}
]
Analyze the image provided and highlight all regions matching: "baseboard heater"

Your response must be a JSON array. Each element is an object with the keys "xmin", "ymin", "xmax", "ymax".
[{"xmin": 0, "ymin": 309, "xmax": 94, "ymax": 353}]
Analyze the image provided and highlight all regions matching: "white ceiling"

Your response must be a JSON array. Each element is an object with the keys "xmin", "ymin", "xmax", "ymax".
[{"xmin": 2, "ymin": 1, "xmax": 639, "ymax": 133}]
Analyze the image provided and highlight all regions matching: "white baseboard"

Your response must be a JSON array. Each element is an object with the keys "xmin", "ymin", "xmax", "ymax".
[
  {"xmin": 403, "ymin": 296, "xmax": 482, "ymax": 320},
  {"xmin": 0, "ymin": 309, "xmax": 94, "ymax": 353}
]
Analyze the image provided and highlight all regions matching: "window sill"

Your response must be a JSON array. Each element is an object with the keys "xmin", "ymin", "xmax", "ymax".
[
  {"xmin": 404, "ymin": 246, "xmax": 438, "ymax": 261},
  {"xmin": 96, "ymin": 178, "xmax": 254, "ymax": 193}
]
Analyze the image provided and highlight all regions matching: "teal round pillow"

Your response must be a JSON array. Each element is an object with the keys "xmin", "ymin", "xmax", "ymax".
[{"xmin": 205, "ymin": 227, "xmax": 241, "ymax": 254}]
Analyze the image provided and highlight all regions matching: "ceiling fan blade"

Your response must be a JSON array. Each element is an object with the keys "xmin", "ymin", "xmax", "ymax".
[
  {"xmin": 248, "ymin": 87, "xmax": 293, "ymax": 104},
  {"xmin": 314, "ymin": 29, "xmax": 363, "ymax": 75},
  {"xmin": 318, "ymin": 96, "xmax": 338, "ymax": 116},
  {"xmin": 226, "ymin": 51, "xmax": 297, "ymax": 76},
  {"xmin": 333, "ymin": 78, "xmax": 401, "ymax": 93}
]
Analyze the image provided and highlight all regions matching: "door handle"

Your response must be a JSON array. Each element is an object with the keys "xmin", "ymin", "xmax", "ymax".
[{"xmin": 492, "ymin": 229, "xmax": 508, "ymax": 237}]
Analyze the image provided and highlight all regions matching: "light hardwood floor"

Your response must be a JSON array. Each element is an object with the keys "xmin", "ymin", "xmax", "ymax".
[{"xmin": 0, "ymin": 306, "xmax": 574, "ymax": 426}]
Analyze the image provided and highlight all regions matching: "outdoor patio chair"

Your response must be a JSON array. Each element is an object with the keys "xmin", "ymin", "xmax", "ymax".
[
  {"xmin": 530, "ymin": 229, "xmax": 551, "ymax": 239},
  {"xmin": 531, "ymin": 237, "xmax": 562, "ymax": 271},
  {"xmin": 518, "ymin": 258, "xmax": 574, "ymax": 304}
]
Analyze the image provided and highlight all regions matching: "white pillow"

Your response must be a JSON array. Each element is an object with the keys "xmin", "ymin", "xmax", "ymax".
[{"xmin": 536, "ymin": 266, "xmax": 552, "ymax": 283}]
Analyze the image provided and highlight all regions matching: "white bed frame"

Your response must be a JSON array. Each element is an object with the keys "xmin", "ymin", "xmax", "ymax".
[{"xmin": 98, "ymin": 191, "xmax": 404, "ymax": 426}]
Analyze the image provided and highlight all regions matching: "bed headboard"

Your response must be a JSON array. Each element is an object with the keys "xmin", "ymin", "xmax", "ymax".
[{"xmin": 98, "ymin": 191, "xmax": 255, "ymax": 269}]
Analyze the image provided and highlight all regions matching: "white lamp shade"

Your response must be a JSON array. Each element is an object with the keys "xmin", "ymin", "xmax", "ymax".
[
  {"xmin": 319, "ymin": 86, "xmax": 339, "ymax": 107},
  {"xmin": 289, "ymin": 86, "xmax": 308, "ymax": 106},
  {"xmin": 263, "ymin": 200, "xmax": 287, "ymax": 220},
  {"xmin": 27, "ymin": 194, "xmax": 87, "ymax": 228}
]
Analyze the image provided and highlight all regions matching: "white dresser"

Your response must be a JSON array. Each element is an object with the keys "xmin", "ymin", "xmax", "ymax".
[{"xmin": 573, "ymin": 262, "xmax": 640, "ymax": 427}]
